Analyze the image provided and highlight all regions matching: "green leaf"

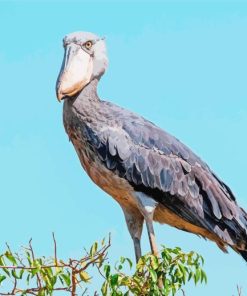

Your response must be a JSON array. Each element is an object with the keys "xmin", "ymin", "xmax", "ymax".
[
  {"xmin": 2, "ymin": 268, "xmax": 10, "ymax": 276},
  {"xmin": 149, "ymin": 268, "xmax": 157, "ymax": 282},
  {"xmin": 136, "ymin": 257, "xmax": 145, "ymax": 270},
  {"xmin": 194, "ymin": 268, "xmax": 201, "ymax": 285},
  {"xmin": 5, "ymin": 251, "xmax": 17, "ymax": 265},
  {"xmin": 120, "ymin": 256, "xmax": 125, "ymax": 264},
  {"xmin": 125, "ymin": 258, "xmax": 132, "ymax": 269},
  {"xmin": 60, "ymin": 273, "xmax": 71, "ymax": 287},
  {"xmin": 201, "ymin": 269, "xmax": 208, "ymax": 284},
  {"xmin": 19, "ymin": 269, "xmax": 24, "ymax": 279},
  {"xmin": 79, "ymin": 271, "xmax": 91, "ymax": 283},
  {"xmin": 45, "ymin": 267, "xmax": 53, "ymax": 280},
  {"xmin": 51, "ymin": 275, "xmax": 57, "ymax": 286},
  {"xmin": 98, "ymin": 254, "xmax": 105, "ymax": 268},
  {"xmin": 59, "ymin": 275, "xmax": 64, "ymax": 285},
  {"xmin": 110, "ymin": 274, "xmax": 119, "ymax": 286},
  {"xmin": 120, "ymin": 276, "xmax": 131, "ymax": 286},
  {"xmin": 104, "ymin": 264, "xmax": 110, "ymax": 279},
  {"xmin": 90, "ymin": 242, "xmax": 98, "ymax": 257},
  {"xmin": 25, "ymin": 251, "xmax": 32, "ymax": 266},
  {"xmin": 30, "ymin": 268, "xmax": 39, "ymax": 277},
  {"xmin": 26, "ymin": 273, "xmax": 30, "ymax": 285},
  {"xmin": 0, "ymin": 275, "xmax": 6, "ymax": 285},
  {"xmin": 178, "ymin": 263, "xmax": 186, "ymax": 274},
  {"xmin": 150, "ymin": 255, "xmax": 159, "ymax": 270},
  {"xmin": 11, "ymin": 269, "xmax": 20, "ymax": 279},
  {"xmin": 37, "ymin": 289, "xmax": 45, "ymax": 296},
  {"xmin": 44, "ymin": 275, "xmax": 52, "ymax": 290},
  {"xmin": 0, "ymin": 256, "xmax": 5, "ymax": 266},
  {"xmin": 188, "ymin": 271, "xmax": 193, "ymax": 281},
  {"xmin": 101, "ymin": 281, "xmax": 108, "ymax": 296}
]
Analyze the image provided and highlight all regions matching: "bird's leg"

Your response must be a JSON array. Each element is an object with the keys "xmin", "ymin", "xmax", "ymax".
[
  {"xmin": 134, "ymin": 192, "xmax": 159, "ymax": 256},
  {"xmin": 134, "ymin": 192, "xmax": 163, "ymax": 289},
  {"xmin": 145, "ymin": 213, "xmax": 159, "ymax": 256},
  {"xmin": 122, "ymin": 208, "xmax": 144, "ymax": 263},
  {"xmin": 133, "ymin": 237, "xmax": 142, "ymax": 263},
  {"xmin": 146, "ymin": 218, "xmax": 164, "ymax": 290}
]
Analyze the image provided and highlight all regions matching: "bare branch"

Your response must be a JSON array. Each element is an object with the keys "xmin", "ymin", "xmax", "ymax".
[{"xmin": 52, "ymin": 232, "xmax": 58, "ymax": 266}]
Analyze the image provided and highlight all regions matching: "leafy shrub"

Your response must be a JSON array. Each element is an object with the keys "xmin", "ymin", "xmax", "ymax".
[{"xmin": 0, "ymin": 235, "xmax": 206, "ymax": 295}]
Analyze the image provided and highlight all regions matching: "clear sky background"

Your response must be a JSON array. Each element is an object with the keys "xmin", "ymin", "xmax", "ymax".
[{"xmin": 0, "ymin": 1, "xmax": 247, "ymax": 295}]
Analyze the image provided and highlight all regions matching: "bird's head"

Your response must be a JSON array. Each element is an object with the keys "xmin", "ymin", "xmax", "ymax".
[{"xmin": 56, "ymin": 31, "xmax": 108, "ymax": 101}]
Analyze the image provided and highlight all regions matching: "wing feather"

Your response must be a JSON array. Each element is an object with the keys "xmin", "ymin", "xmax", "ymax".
[{"xmin": 78, "ymin": 102, "xmax": 247, "ymax": 248}]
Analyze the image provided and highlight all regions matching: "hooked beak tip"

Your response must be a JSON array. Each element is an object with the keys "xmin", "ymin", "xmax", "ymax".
[
  {"xmin": 56, "ymin": 82, "xmax": 64, "ymax": 102},
  {"xmin": 57, "ymin": 92, "xmax": 63, "ymax": 102}
]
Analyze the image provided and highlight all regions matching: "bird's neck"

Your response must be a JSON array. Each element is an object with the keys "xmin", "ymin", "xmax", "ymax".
[
  {"xmin": 76, "ymin": 78, "xmax": 100, "ymax": 104},
  {"xmin": 64, "ymin": 78, "xmax": 101, "ymax": 122}
]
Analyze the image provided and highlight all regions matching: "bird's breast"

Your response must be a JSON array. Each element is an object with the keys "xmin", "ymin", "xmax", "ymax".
[{"xmin": 65, "ymin": 123, "xmax": 139, "ymax": 212}]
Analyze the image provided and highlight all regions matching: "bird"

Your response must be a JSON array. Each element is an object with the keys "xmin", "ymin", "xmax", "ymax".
[{"xmin": 56, "ymin": 31, "xmax": 247, "ymax": 263}]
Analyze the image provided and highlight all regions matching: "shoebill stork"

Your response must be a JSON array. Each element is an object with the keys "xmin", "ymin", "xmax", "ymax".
[{"xmin": 56, "ymin": 31, "xmax": 247, "ymax": 263}]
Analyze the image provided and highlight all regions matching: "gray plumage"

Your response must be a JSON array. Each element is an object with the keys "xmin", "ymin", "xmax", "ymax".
[{"xmin": 57, "ymin": 31, "xmax": 247, "ymax": 262}]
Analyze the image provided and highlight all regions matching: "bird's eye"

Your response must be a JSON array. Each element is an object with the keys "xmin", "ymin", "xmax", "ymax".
[{"xmin": 84, "ymin": 41, "xmax": 93, "ymax": 50}]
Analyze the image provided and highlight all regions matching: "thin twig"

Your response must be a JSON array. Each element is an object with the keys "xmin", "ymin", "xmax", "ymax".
[
  {"xmin": 82, "ymin": 287, "xmax": 88, "ymax": 295},
  {"xmin": 52, "ymin": 232, "xmax": 58, "ymax": 266},
  {"xmin": 14, "ymin": 252, "xmax": 25, "ymax": 267},
  {"xmin": 0, "ymin": 286, "xmax": 72, "ymax": 296},
  {"xmin": 71, "ymin": 269, "xmax": 76, "ymax": 296},
  {"xmin": 28, "ymin": 239, "xmax": 34, "ymax": 261},
  {"xmin": 0, "ymin": 264, "xmax": 69, "ymax": 270},
  {"xmin": 10, "ymin": 278, "xmax": 17, "ymax": 295},
  {"xmin": 5, "ymin": 243, "xmax": 12, "ymax": 254}
]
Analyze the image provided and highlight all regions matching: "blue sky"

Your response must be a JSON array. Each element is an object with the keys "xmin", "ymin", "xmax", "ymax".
[{"xmin": 0, "ymin": 1, "xmax": 247, "ymax": 295}]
